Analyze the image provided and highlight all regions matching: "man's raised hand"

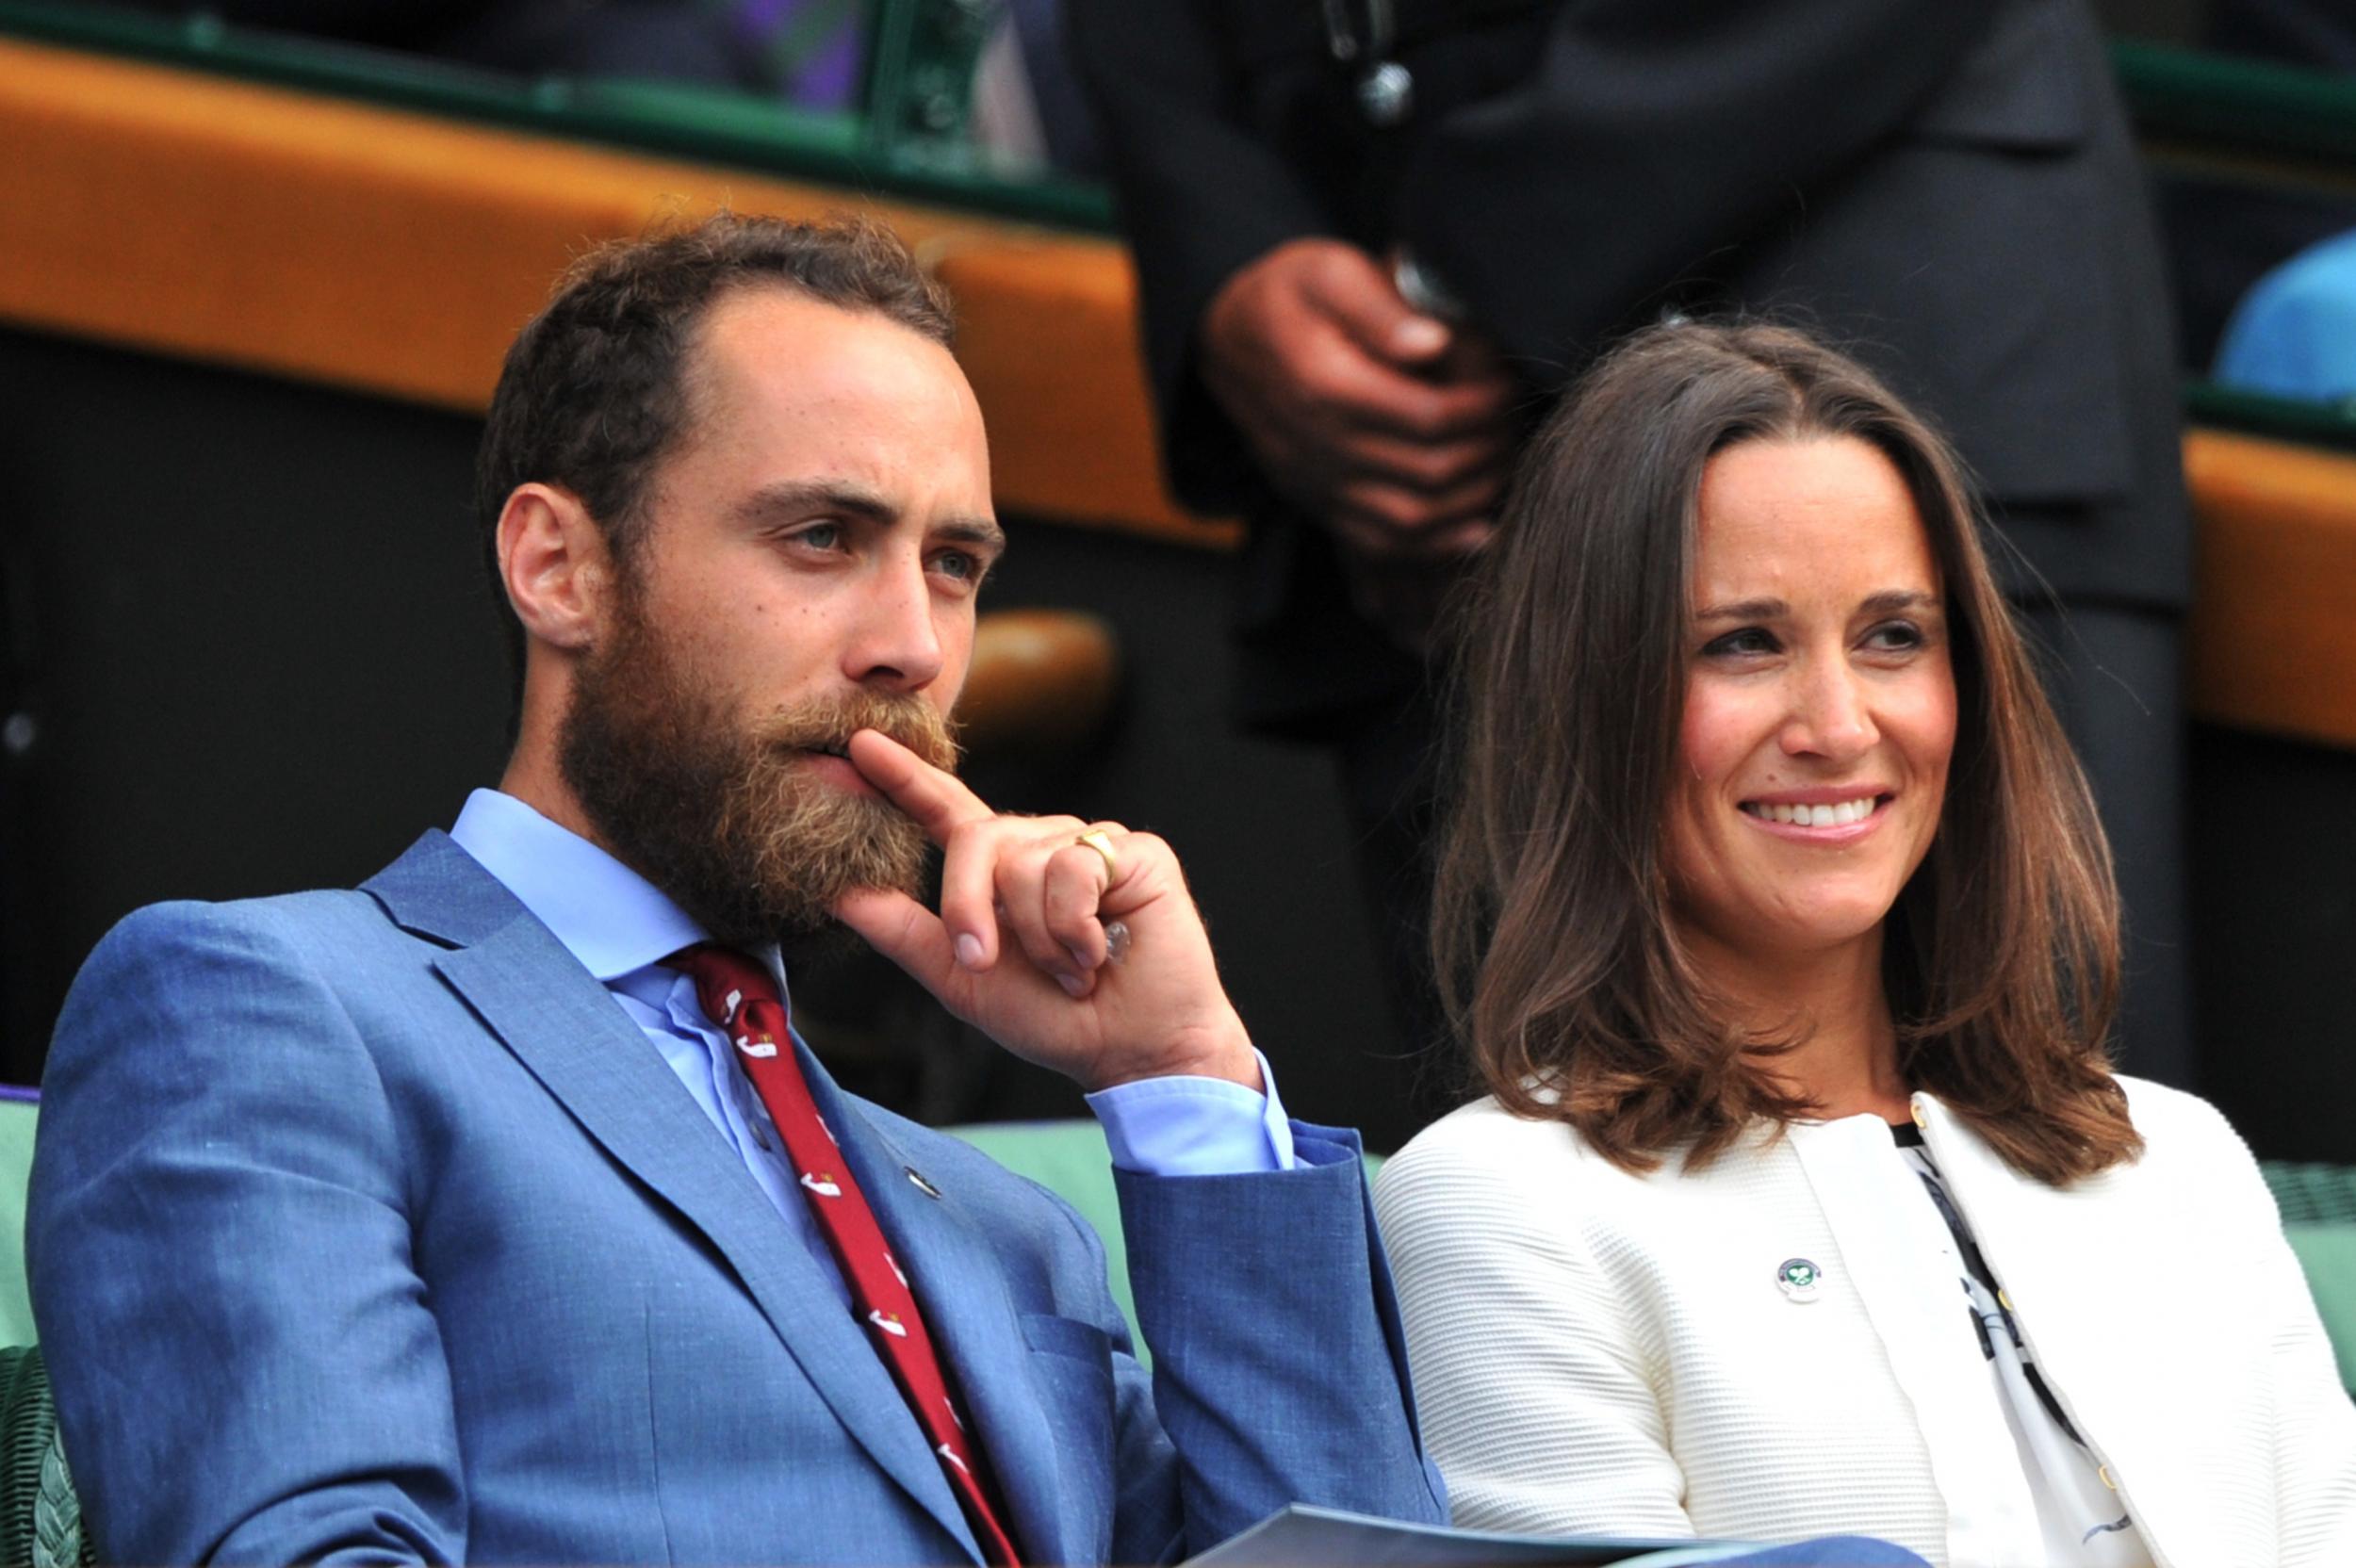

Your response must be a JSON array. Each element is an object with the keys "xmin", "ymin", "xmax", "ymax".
[{"xmin": 828, "ymin": 730, "xmax": 1260, "ymax": 1095}]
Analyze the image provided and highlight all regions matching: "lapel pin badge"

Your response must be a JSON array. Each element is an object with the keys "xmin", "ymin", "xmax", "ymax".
[
  {"xmin": 1775, "ymin": 1257, "xmax": 1824, "ymax": 1303},
  {"xmin": 906, "ymin": 1167, "xmax": 942, "ymax": 1200}
]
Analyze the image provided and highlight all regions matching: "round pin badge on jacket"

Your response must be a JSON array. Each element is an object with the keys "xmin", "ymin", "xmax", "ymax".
[{"xmin": 1776, "ymin": 1258, "xmax": 1824, "ymax": 1302}]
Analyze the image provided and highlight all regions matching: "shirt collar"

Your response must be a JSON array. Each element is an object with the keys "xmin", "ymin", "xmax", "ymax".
[{"xmin": 448, "ymin": 788, "xmax": 717, "ymax": 983}]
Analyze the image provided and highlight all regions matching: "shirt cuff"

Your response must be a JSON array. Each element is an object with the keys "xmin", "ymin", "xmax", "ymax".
[{"xmin": 1085, "ymin": 1050, "xmax": 1296, "ymax": 1175}]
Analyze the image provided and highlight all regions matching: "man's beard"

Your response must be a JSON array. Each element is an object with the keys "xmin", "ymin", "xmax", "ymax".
[{"xmin": 557, "ymin": 591, "xmax": 960, "ymax": 949}]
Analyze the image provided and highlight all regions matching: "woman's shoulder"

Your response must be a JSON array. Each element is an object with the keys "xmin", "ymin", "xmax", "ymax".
[
  {"xmin": 2104, "ymin": 1073, "xmax": 2276, "ymax": 1208},
  {"xmin": 1373, "ymin": 1094, "xmax": 1706, "ymax": 1230},
  {"xmin": 1371, "ymin": 1098, "xmax": 1631, "ymax": 1274},
  {"xmin": 1381, "ymin": 1094, "xmax": 1598, "ymax": 1183},
  {"xmin": 2112, "ymin": 1074, "xmax": 2260, "ymax": 1170}
]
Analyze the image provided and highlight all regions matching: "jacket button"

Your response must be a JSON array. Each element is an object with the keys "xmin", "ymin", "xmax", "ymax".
[{"xmin": 1357, "ymin": 61, "xmax": 1414, "ymax": 125}]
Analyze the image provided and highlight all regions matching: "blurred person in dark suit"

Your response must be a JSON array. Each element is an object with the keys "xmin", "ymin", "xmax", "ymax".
[{"xmin": 1068, "ymin": 0, "xmax": 2196, "ymax": 1123}]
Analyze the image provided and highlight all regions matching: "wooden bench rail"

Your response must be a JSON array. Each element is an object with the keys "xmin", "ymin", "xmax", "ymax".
[
  {"xmin": 0, "ymin": 37, "xmax": 1215, "ymax": 548},
  {"xmin": 2185, "ymin": 430, "xmax": 2356, "ymax": 749},
  {"xmin": 1, "ymin": 38, "xmax": 2348, "ymax": 747}
]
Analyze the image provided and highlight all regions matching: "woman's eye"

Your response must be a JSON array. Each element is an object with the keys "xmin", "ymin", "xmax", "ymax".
[
  {"xmin": 1701, "ymin": 628, "xmax": 1778, "ymax": 658},
  {"xmin": 1863, "ymin": 620, "xmax": 1924, "ymax": 652}
]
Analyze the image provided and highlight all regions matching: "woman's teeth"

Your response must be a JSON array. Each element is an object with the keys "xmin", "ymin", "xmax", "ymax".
[{"xmin": 1742, "ymin": 797, "xmax": 1878, "ymax": 826}]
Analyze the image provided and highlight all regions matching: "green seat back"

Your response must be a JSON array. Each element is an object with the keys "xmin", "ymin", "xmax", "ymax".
[
  {"xmin": 947, "ymin": 1120, "xmax": 1141, "ymax": 1348},
  {"xmin": 2285, "ymin": 1225, "xmax": 2356, "ymax": 1395},
  {"xmin": 0, "ymin": 1099, "xmax": 37, "ymax": 1350},
  {"xmin": 2263, "ymin": 1161, "xmax": 2356, "ymax": 1395},
  {"xmin": 2265, "ymin": 1161, "xmax": 2356, "ymax": 1225},
  {"xmin": 944, "ymin": 1119, "xmax": 1384, "ymax": 1364},
  {"xmin": 0, "ymin": 1346, "xmax": 90, "ymax": 1568}
]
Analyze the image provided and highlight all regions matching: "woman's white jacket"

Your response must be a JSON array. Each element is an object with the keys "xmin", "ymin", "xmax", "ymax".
[{"xmin": 1373, "ymin": 1079, "xmax": 2356, "ymax": 1567}]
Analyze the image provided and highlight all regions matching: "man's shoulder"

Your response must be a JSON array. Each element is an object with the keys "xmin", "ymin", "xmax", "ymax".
[
  {"xmin": 84, "ymin": 887, "xmax": 349, "ymax": 976},
  {"xmin": 109, "ymin": 883, "xmax": 391, "ymax": 942},
  {"xmin": 77, "ymin": 831, "xmax": 504, "ymax": 989},
  {"xmin": 81, "ymin": 882, "xmax": 422, "ymax": 992},
  {"xmin": 55, "ymin": 839, "xmax": 497, "ymax": 1067}
]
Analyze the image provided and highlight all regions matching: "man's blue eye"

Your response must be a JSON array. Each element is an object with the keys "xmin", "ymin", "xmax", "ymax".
[{"xmin": 936, "ymin": 550, "xmax": 990, "ymax": 583}]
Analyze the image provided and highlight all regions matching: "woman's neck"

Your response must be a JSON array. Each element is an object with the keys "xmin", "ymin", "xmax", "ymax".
[{"xmin": 1683, "ymin": 924, "xmax": 1913, "ymax": 1124}]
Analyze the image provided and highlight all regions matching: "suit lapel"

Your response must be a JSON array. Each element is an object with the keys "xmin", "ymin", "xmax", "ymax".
[
  {"xmin": 365, "ymin": 835, "xmax": 978, "ymax": 1560},
  {"xmin": 808, "ymin": 1060, "xmax": 1075, "ymax": 1567}
]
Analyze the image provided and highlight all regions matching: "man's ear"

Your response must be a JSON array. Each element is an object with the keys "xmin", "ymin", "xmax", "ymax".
[{"xmin": 498, "ymin": 482, "xmax": 614, "ymax": 653}]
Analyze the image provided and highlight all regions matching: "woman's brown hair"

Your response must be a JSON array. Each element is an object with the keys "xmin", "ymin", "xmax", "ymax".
[{"xmin": 1433, "ymin": 320, "xmax": 2141, "ymax": 1184}]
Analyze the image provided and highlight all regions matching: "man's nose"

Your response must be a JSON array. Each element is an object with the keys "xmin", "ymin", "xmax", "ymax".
[
  {"xmin": 1780, "ymin": 658, "xmax": 1876, "ymax": 761},
  {"xmin": 843, "ymin": 556, "xmax": 946, "ymax": 692}
]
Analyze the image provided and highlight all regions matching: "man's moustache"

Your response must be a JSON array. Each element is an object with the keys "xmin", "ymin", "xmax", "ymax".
[{"xmin": 754, "ymin": 697, "xmax": 960, "ymax": 774}]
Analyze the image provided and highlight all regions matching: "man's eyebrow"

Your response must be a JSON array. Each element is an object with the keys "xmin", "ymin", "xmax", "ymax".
[
  {"xmin": 737, "ymin": 479, "xmax": 895, "ymax": 524},
  {"xmin": 937, "ymin": 516, "xmax": 1008, "ymax": 557}
]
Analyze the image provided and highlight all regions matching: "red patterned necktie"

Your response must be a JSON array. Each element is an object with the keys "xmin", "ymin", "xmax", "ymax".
[{"xmin": 665, "ymin": 943, "xmax": 1022, "ymax": 1566}]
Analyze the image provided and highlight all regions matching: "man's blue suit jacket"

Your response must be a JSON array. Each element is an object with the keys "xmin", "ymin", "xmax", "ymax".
[{"xmin": 26, "ymin": 833, "xmax": 1448, "ymax": 1564}]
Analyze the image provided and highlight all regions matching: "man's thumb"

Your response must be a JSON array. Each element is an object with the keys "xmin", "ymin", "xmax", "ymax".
[{"xmin": 1310, "ymin": 247, "xmax": 1450, "ymax": 366}]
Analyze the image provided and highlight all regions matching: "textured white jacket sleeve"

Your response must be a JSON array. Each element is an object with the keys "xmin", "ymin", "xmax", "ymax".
[{"xmin": 1373, "ymin": 1133, "xmax": 1696, "ymax": 1539}]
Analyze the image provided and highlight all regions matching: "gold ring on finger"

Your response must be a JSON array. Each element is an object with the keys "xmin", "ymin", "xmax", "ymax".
[{"xmin": 1074, "ymin": 828, "xmax": 1119, "ymax": 881}]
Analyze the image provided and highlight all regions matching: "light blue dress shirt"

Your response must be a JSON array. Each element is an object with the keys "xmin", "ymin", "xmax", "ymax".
[{"xmin": 448, "ymin": 790, "xmax": 1290, "ymax": 1307}]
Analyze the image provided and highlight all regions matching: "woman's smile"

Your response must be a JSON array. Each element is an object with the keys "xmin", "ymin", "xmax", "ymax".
[{"xmin": 1736, "ymin": 789, "xmax": 1895, "ymax": 838}]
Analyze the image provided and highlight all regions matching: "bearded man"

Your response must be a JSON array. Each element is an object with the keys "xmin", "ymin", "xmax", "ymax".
[{"xmin": 19, "ymin": 214, "xmax": 1450, "ymax": 1566}]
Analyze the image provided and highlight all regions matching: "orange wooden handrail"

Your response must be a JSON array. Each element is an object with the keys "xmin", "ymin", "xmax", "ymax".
[
  {"xmin": 2184, "ymin": 429, "xmax": 2356, "ymax": 749},
  {"xmin": 0, "ymin": 36, "xmax": 1219, "ymax": 548},
  {"xmin": 3, "ymin": 37, "xmax": 2352, "ymax": 747}
]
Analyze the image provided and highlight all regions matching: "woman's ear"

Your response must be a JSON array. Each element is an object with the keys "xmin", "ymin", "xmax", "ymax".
[{"xmin": 496, "ymin": 482, "xmax": 614, "ymax": 653}]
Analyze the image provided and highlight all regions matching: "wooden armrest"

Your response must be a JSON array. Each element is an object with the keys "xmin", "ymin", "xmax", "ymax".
[
  {"xmin": 957, "ymin": 610, "xmax": 1121, "ymax": 760},
  {"xmin": 2184, "ymin": 428, "xmax": 2356, "ymax": 748}
]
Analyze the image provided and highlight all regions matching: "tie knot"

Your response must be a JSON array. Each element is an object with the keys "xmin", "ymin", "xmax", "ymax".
[{"xmin": 663, "ymin": 943, "xmax": 785, "ymax": 1036}]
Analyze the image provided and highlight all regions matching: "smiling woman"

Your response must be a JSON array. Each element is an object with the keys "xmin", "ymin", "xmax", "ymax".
[
  {"xmin": 1425, "ymin": 321, "xmax": 2118, "ymax": 1180},
  {"xmin": 1664, "ymin": 436, "xmax": 1957, "ymax": 1092},
  {"xmin": 1373, "ymin": 322, "xmax": 2356, "ymax": 1566}
]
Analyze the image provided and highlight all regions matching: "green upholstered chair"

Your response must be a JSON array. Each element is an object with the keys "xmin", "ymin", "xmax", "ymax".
[
  {"xmin": 0, "ymin": 1097, "xmax": 38, "ymax": 1350},
  {"xmin": 0, "ymin": 1098, "xmax": 90, "ymax": 1564},
  {"xmin": 947, "ymin": 1120, "xmax": 1145, "ymax": 1350},
  {"xmin": 944, "ymin": 1119, "xmax": 1386, "ymax": 1364},
  {"xmin": 2262, "ymin": 1161, "xmax": 2356, "ymax": 1396},
  {"xmin": 0, "ymin": 1347, "xmax": 90, "ymax": 1568}
]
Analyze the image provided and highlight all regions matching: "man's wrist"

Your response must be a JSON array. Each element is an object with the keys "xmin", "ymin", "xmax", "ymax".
[
  {"xmin": 1088, "ymin": 1047, "xmax": 1294, "ymax": 1175},
  {"xmin": 1088, "ymin": 1017, "xmax": 1260, "ymax": 1094}
]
